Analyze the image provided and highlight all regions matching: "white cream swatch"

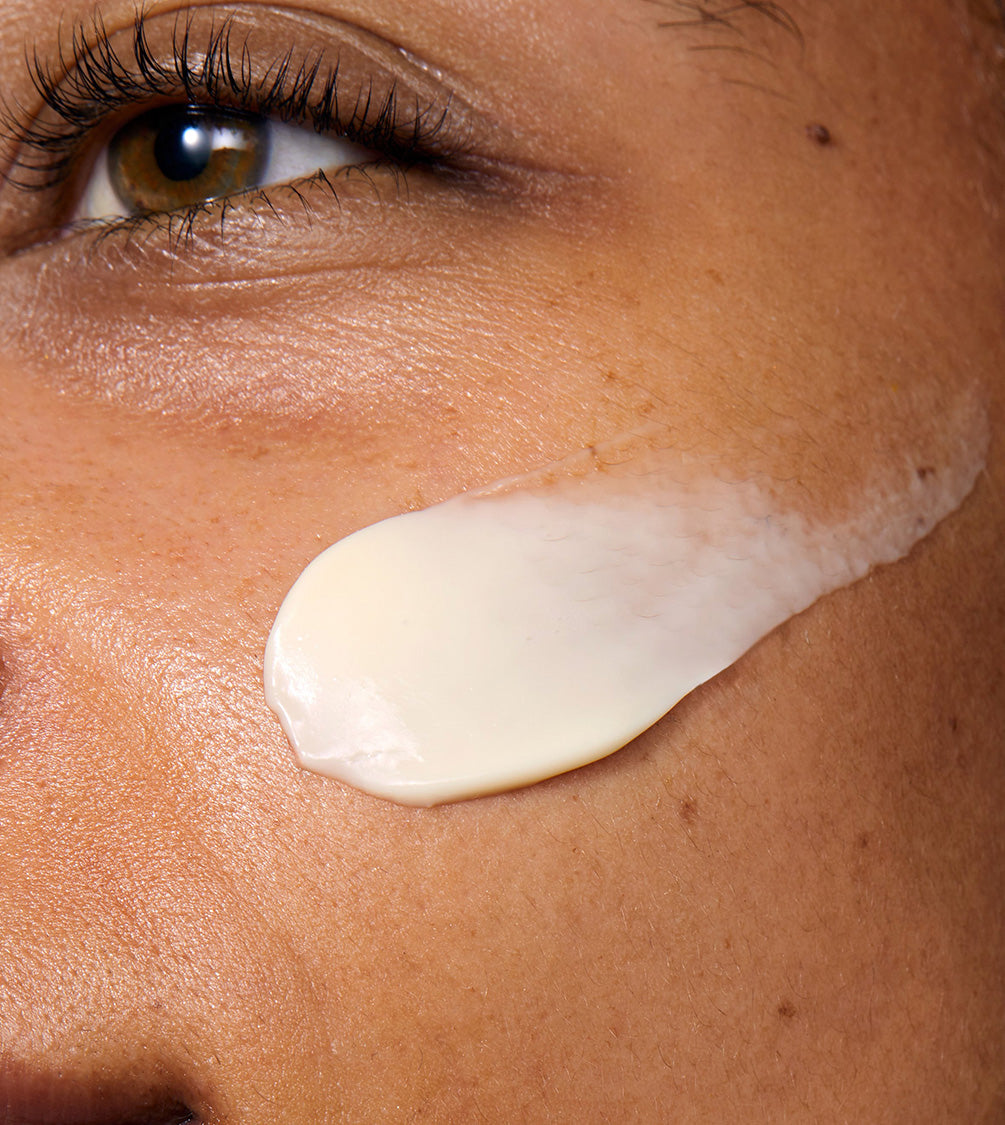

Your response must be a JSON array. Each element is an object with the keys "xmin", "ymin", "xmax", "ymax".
[{"xmin": 264, "ymin": 403, "xmax": 987, "ymax": 806}]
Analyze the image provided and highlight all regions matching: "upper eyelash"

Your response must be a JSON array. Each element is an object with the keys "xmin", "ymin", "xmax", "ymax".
[{"xmin": 1, "ymin": 7, "xmax": 458, "ymax": 192}]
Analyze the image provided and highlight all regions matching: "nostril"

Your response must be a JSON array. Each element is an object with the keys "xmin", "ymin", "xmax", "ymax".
[
  {"xmin": 122, "ymin": 1108, "xmax": 200, "ymax": 1125},
  {"xmin": 131, "ymin": 1109, "xmax": 200, "ymax": 1125},
  {"xmin": 0, "ymin": 1102, "xmax": 200, "ymax": 1125},
  {"xmin": 0, "ymin": 1067, "xmax": 203, "ymax": 1125},
  {"xmin": 94, "ymin": 1109, "xmax": 199, "ymax": 1125},
  {"xmin": 0, "ymin": 1099, "xmax": 201, "ymax": 1125}
]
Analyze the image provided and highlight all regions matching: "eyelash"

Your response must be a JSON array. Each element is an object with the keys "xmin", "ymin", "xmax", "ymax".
[{"xmin": 1, "ymin": 9, "xmax": 462, "ymax": 244}]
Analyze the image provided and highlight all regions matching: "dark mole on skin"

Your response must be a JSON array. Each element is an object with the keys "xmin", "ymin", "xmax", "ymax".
[
  {"xmin": 777, "ymin": 1000, "xmax": 797, "ymax": 1019},
  {"xmin": 806, "ymin": 122, "xmax": 832, "ymax": 145},
  {"xmin": 916, "ymin": 465, "xmax": 936, "ymax": 481},
  {"xmin": 679, "ymin": 797, "xmax": 698, "ymax": 823}
]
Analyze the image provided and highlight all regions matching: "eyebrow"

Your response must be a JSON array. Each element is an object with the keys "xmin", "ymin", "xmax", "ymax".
[{"xmin": 642, "ymin": 0, "xmax": 802, "ymax": 44}]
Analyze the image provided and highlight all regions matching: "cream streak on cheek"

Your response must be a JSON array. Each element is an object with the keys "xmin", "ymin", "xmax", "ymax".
[{"xmin": 264, "ymin": 398, "xmax": 987, "ymax": 806}]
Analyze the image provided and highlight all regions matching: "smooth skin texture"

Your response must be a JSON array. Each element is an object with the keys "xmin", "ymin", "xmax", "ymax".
[{"xmin": 0, "ymin": 0, "xmax": 1003, "ymax": 1121}]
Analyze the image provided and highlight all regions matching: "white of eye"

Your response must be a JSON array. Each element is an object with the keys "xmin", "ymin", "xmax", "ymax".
[{"xmin": 76, "ymin": 116, "xmax": 377, "ymax": 222}]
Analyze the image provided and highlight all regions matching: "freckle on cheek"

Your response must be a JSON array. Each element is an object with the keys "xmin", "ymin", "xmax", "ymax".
[{"xmin": 263, "ymin": 393, "xmax": 987, "ymax": 807}]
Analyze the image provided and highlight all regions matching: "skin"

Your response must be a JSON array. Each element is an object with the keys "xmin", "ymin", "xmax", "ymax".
[{"xmin": 0, "ymin": 0, "xmax": 1003, "ymax": 1121}]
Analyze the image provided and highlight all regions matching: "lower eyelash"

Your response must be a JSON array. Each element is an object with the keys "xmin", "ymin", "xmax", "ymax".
[{"xmin": 80, "ymin": 161, "xmax": 411, "ymax": 255}]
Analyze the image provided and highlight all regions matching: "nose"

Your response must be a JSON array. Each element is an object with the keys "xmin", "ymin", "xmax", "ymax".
[{"xmin": 0, "ymin": 381, "xmax": 277, "ymax": 1122}]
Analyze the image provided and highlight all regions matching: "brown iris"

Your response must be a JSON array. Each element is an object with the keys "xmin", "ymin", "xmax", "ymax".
[{"xmin": 107, "ymin": 105, "xmax": 269, "ymax": 214}]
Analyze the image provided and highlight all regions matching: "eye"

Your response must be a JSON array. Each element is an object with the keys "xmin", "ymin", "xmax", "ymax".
[
  {"xmin": 78, "ymin": 103, "xmax": 379, "ymax": 222},
  {"xmin": 0, "ymin": 6, "xmax": 497, "ymax": 260}
]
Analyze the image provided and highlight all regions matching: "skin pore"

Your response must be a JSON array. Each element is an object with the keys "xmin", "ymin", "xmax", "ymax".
[{"xmin": 1, "ymin": 0, "xmax": 1003, "ymax": 1121}]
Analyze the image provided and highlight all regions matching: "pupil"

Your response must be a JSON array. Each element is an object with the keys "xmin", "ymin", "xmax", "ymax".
[{"xmin": 154, "ymin": 115, "xmax": 213, "ymax": 182}]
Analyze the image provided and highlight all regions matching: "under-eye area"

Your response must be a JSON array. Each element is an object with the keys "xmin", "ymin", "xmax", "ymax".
[{"xmin": 0, "ymin": 3, "xmax": 609, "ymax": 423}]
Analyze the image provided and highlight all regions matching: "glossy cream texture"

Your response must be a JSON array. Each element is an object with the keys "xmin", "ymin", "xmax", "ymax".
[{"xmin": 264, "ymin": 403, "xmax": 987, "ymax": 806}]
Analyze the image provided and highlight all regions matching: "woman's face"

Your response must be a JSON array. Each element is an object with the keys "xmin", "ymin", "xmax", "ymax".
[{"xmin": 1, "ymin": 0, "xmax": 1003, "ymax": 1121}]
